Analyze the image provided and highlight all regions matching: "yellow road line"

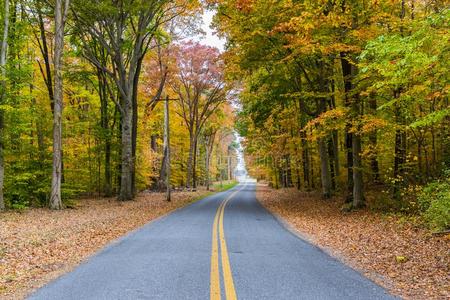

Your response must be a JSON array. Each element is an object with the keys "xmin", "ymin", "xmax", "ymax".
[
  {"xmin": 219, "ymin": 195, "xmax": 237, "ymax": 300},
  {"xmin": 210, "ymin": 200, "xmax": 224, "ymax": 300},
  {"xmin": 210, "ymin": 183, "xmax": 246, "ymax": 300}
]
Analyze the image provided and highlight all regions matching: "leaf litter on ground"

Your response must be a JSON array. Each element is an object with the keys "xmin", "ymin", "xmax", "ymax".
[
  {"xmin": 256, "ymin": 184, "xmax": 449, "ymax": 300},
  {"xmin": 0, "ymin": 189, "xmax": 212, "ymax": 299}
]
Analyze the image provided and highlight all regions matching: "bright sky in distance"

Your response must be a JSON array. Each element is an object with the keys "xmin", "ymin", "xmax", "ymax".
[{"xmin": 199, "ymin": 10, "xmax": 225, "ymax": 52}]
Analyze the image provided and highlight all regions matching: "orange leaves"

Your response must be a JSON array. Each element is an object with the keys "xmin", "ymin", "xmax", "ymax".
[
  {"xmin": 305, "ymin": 107, "xmax": 348, "ymax": 140},
  {"xmin": 322, "ymin": 43, "xmax": 360, "ymax": 55},
  {"xmin": 305, "ymin": 109, "xmax": 387, "ymax": 140},
  {"xmin": 235, "ymin": 0, "xmax": 254, "ymax": 13},
  {"xmin": 359, "ymin": 115, "xmax": 389, "ymax": 134}
]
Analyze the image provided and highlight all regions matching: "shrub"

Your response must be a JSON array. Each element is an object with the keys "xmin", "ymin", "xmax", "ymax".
[{"xmin": 417, "ymin": 172, "xmax": 450, "ymax": 232}]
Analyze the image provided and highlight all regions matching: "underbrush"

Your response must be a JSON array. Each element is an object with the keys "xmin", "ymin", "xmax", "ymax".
[
  {"xmin": 368, "ymin": 169, "xmax": 450, "ymax": 232},
  {"xmin": 417, "ymin": 172, "xmax": 450, "ymax": 232}
]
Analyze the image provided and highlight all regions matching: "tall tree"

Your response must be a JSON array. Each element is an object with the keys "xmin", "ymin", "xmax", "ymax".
[
  {"xmin": 71, "ymin": 0, "xmax": 188, "ymax": 200},
  {"xmin": 49, "ymin": 0, "xmax": 70, "ymax": 210},
  {"xmin": 0, "ymin": 0, "xmax": 9, "ymax": 210},
  {"xmin": 170, "ymin": 41, "xmax": 226, "ymax": 190}
]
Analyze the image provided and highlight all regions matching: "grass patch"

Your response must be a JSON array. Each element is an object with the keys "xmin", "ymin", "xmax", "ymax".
[
  {"xmin": 211, "ymin": 180, "xmax": 238, "ymax": 192},
  {"xmin": 189, "ymin": 181, "xmax": 239, "ymax": 203}
]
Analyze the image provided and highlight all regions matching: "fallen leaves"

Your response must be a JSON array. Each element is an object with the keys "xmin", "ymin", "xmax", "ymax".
[
  {"xmin": 256, "ymin": 184, "xmax": 450, "ymax": 300},
  {"xmin": 0, "ymin": 190, "xmax": 210, "ymax": 300}
]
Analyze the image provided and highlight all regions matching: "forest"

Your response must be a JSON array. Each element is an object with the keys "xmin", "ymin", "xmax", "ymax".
[
  {"xmin": 0, "ymin": 0, "xmax": 449, "ymax": 299},
  {"xmin": 0, "ymin": 0, "xmax": 239, "ymax": 211},
  {"xmin": 213, "ymin": 0, "xmax": 449, "ymax": 231},
  {"xmin": 0, "ymin": 0, "xmax": 447, "ymax": 230}
]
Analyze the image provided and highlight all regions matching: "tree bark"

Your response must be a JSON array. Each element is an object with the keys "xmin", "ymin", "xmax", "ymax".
[
  {"xmin": 50, "ymin": 0, "xmax": 69, "ymax": 210},
  {"xmin": 368, "ymin": 96, "xmax": 380, "ymax": 182},
  {"xmin": 118, "ymin": 93, "xmax": 134, "ymax": 200},
  {"xmin": 193, "ymin": 136, "xmax": 198, "ymax": 189},
  {"xmin": 327, "ymin": 136, "xmax": 336, "ymax": 190},
  {"xmin": 351, "ymin": 63, "xmax": 364, "ymax": 208},
  {"xmin": 186, "ymin": 130, "xmax": 195, "ymax": 189},
  {"xmin": 204, "ymin": 133, "xmax": 216, "ymax": 191},
  {"xmin": 130, "ymin": 56, "xmax": 143, "ymax": 196},
  {"xmin": 97, "ymin": 71, "xmax": 112, "ymax": 196},
  {"xmin": 206, "ymin": 142, "xmax": 210, "ymax": 191},
  {"xmin": 164, "ymin": 96, "xmax": 171, "ymax": 201},
  {"xmin": 318, "ymin": 138, "xmax": 332, "ymax": 198},
  {"xmin": 0, "ymin": 0, "xmax": 9, "ymax": 210},
  {"xmin": 393, "ymin": 91, "xmax": 406, "ymax": 199},
  {"xmin": 341, "ymin": 53, "xmax": 354, "ymax": 202},
  {"xmin": 36, "ymin": 3, "xmax": 54, "ymax": 112},
  {"xmin": 352, "ymin": 133, "xmax": 364, "ymax": 208},
  {"xmin": 300, "ymin": 130, "xmax": 310, "ymax": 189}
]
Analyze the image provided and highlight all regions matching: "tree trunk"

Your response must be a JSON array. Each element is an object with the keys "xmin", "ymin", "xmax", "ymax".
[
  {"xmin": 36, "ymin": 3, "xmax": 54, "ymax": 111},
  {"xmin": 351, "ymin": 63, "xmax": 364, "ymax": 208},
  {"xmin": 393, "ymin": 94, "xmax": 406, "ymax": 199},
  {"xmin": 192, "ymin": 136, "xmax": 198, "ymax": 189},
  {"xmin": 164, "ymin": 96, "xmax": 171, "ymax": 201},
  {"xmin": 368, "ymin": 96, "xmax": 380, "ymax": 182},
  {"xmin": 206, "ymin": 142, "xmax": 211, "ymax": 191},
  {"xmin": 186, "ymin": 130, "xmax": 195, "ymax": 189},
  {"xmin": 332, "ymin": 130, "xmax": 340, "ymax": 176},
  {"xmin": 327, "ymin": 137, "xmax": 336, "ymax": 190},
  {"xmin": 227, "ymin": 151, "xmax": 232, "ymax": 181},
  {"xmin": 301, "ymin": 131, "xmax": 310, "ymax": 189},
  {"xmin": 352, "ymin": 133, "xmax": 364, "ymax": 208},
  {"xmin": 310, "ymin": 144, "xmax": 315, "ymax": 189},
  {"xmin": 50, "ymin": 0, "xmax": 68, "ymax": 210},
  {"xmin": 341, "ymin": 53, "xmax": 353, "ymax": 202},
  {"xmin": 417, "ymin": 138, "xmax": 423, "ymax": 180},
  {"xmin": 130, "ymin": 57, "xmax": 143, "ymax": 196},
  {"xmin": 118, "ymin": 94, "xmax": 134, "ymax": 201},
  {"xmin": 98, "ymin": 72, "xmax": 112, "ymax": 196},
  {"xmin": 105, "ymin": 139, "xmax": 112, "ymax": 196},
  {"xmin": 318, "ymin": 138, "xmax": 332, "ymax": 198},
  {"xmin": 286, "ymin": 155, "xmax": 292, "ymax": 187},
  {"xmin": 0, "ymin": 0, "xmax": 9, "ymax": 210}
]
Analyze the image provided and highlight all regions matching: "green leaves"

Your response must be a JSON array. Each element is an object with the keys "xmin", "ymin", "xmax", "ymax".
[{"xmin": 410, "ymin": 108, "xmax": 450, "ymax": 128}]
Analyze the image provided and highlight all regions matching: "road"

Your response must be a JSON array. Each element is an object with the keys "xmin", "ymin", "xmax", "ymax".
[{"xmin": 29, "ymin": 182, "xmax": 395, "ymax": 300}]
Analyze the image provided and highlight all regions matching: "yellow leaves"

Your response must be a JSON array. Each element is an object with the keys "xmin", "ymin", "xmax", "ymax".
[
  {"xmin": 305, "ymin": 107, "xmax": 348, "ymax": 140},
  {"xmin": 395, "ymin": 255, "xmax": 409, "ymax": 264},
  {"xmin": 360, "ymin": 115, "xmax": 389, "ymax": 134},
  {"xmin": 350, "ymin": 27, "xmax": 380, "ymax": 43},
  {"xmin": 322, "ymin": 43, "xmax": 360, "ymax": 55}
]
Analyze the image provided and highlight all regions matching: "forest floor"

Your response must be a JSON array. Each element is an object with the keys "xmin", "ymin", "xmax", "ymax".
[
  {"xmin": 0, "ymin": 184, "xmax": 233, "ymax": 300},
  {"xmin": 256, "ymin": 184, "xmax": 450, "ymax": 300}
]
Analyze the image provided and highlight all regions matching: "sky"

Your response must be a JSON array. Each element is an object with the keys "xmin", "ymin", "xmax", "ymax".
[{"xmin": 199, "ymin": 10, "xmax": 226, "ymax": 52}]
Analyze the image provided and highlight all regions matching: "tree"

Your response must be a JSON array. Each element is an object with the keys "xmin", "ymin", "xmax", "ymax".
[
  {"xmin": 213, "ymin": 0, "xmax": 449, "ymax": 209},
  {"xmin": 170, "ymin": 41, "xmax": 226, "ymax": 190},
  {"xmin": 71, "ymin": 0, "xmax": 186, "ymax": 200},
  {"xmin": 0, "ymin": 0, "xmax": 9, "ymax": 210},
  {"xmin": 49, "ymin": 0, "xmax": 70, "ymax": 210}
]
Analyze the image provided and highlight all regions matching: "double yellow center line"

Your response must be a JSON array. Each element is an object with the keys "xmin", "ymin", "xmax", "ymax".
[{"xmin": 210, "ymin": 184, "xmax": 245, "ymax": 300}]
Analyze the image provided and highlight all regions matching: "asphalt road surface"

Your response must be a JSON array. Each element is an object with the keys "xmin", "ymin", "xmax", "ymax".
[{"xmin": 29, "ymin": 182, "xmax": 396, "ymax": 300}]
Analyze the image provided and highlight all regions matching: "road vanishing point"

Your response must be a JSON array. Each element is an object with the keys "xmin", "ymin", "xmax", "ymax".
[{"xmin": 29, "ymin": 182, "xmax": 396, "ymax": 300}]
